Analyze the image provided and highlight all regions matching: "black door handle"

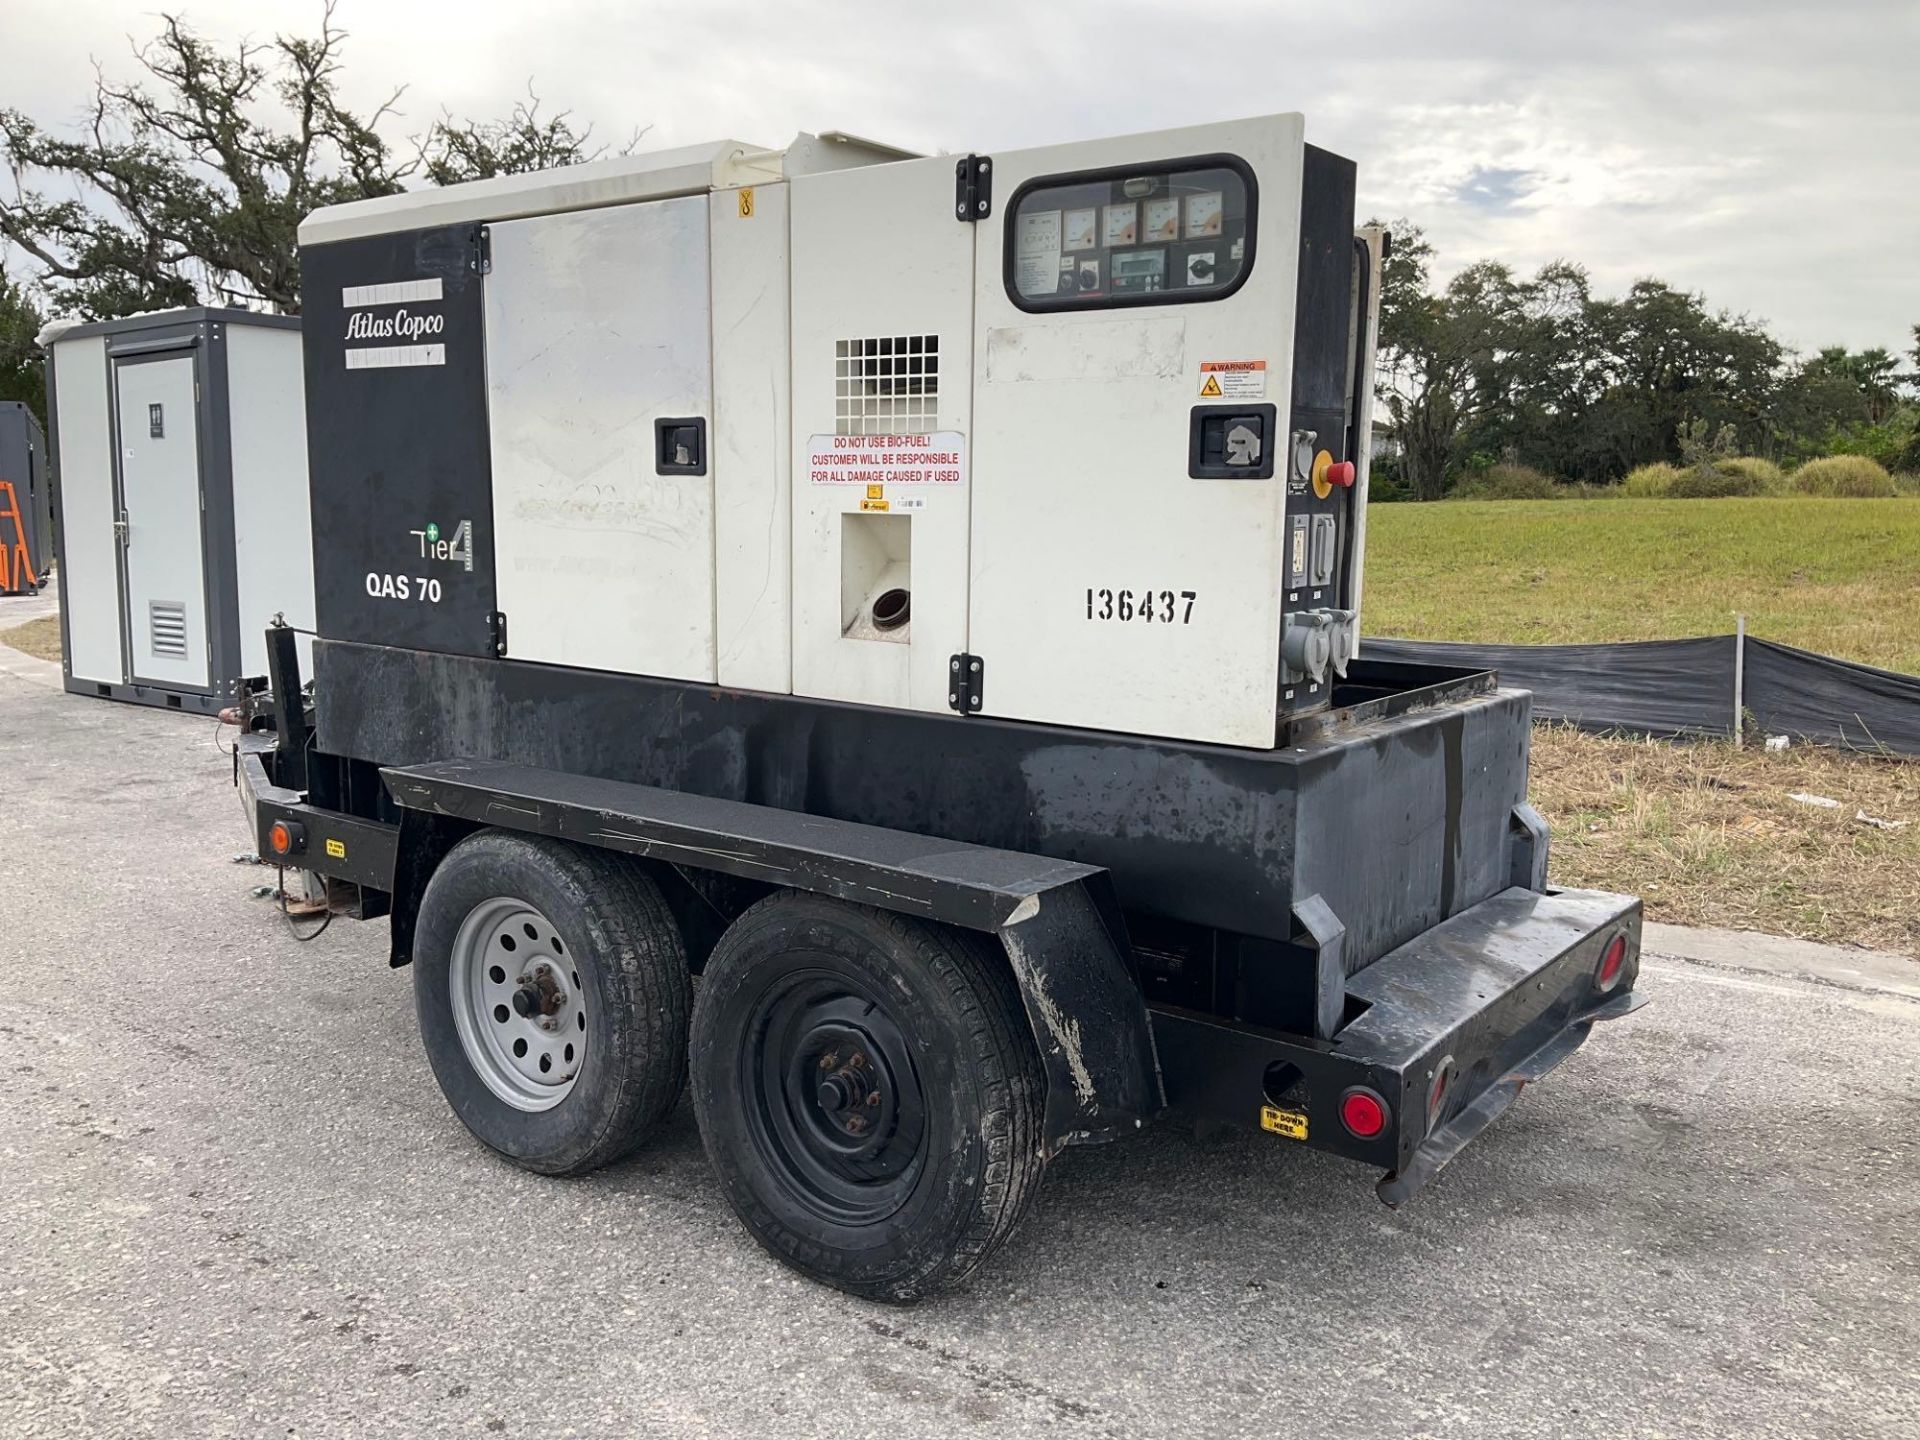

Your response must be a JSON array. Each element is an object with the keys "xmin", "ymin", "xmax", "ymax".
[{"xmin": 654, "ymin": 417, "xmax": 707, "ymax": 476}]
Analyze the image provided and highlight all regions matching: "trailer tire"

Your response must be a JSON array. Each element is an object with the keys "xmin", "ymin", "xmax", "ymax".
[
  {"xmin": 690, "ymin": 894, "xmax": 1046, "ymax": 1302},
  {"xmin": 413, "ymin": 832, "xmax": 691, "ymax": 1176}
]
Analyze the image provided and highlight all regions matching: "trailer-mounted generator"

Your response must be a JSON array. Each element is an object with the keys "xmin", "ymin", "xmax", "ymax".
[{"xmin": 236, "ymin": 114, "xmax": 1644, "ymax": 1302}]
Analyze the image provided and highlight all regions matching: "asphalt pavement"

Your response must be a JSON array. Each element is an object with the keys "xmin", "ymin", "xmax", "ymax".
[{"xmin": 2, "ymin": 622, "xmax": 1916, "ymax": 1439}]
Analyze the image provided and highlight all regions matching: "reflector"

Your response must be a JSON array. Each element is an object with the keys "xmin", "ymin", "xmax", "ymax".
[
  {"xmin": 1597, "ymin": 934, "xmax": 1628, "ymax": 991},
  {"xmin": 1339, "ymin": 1086, "xmax": 1388, "ymax": 1139}
]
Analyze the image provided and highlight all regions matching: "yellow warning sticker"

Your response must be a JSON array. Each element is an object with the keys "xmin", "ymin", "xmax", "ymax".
[
  {"xmin": 860, "ymin": 497, "xmax": 890, "ymax": 512},
  {"xmin": 1199, "ymin": 359, "xmax": 1267, "ymax": 399},
  {"xmin": 1259, "ymin": 1105, "xmax": 1309, "ymax": 1141},
  {"xmin": 325, "ymin": 838, "xmax": 347, "ymax": 860},
  {"xmin": 866, "ymin": 483, "xmax": 885, "ymax": 500},
  {"xmin": 738, "ymin": 187, "xmax": 755, "ymax": 219}
]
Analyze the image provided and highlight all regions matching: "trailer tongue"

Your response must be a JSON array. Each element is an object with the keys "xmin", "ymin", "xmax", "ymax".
[{"xmin": 233, "ymin": 114, "xmax": 1644, "ymax": 1301}]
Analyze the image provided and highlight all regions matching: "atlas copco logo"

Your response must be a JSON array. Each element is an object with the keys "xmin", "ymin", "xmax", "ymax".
[{"xmin": 344, "ymin": 308, "xmax": 445, "ymax": 342}]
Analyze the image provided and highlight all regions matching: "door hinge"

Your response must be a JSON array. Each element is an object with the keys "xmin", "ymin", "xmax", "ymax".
[
  {"xmin": 487, "ymin": 610, "xmax": 508, "ymax": 659},
  {"xmin": 948, "ymin": 653, "xmax": 984, "ymax": 714},
  {"xmin": 470, "ymin": 225, "xmax": 492, "ymax": 276},
  {"xmin": 954, "ymin": 155, "xmax": 992, "ymax": 222}
]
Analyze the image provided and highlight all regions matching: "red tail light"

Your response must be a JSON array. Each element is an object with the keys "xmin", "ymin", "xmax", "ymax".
[
  {"xmin": 1339, "ymin": 1086, "xmax": 1389, "ymax": 1140},
  {"xmin": 1596, "ymin": 934, "xmax": 1628, "ymax": 991}
]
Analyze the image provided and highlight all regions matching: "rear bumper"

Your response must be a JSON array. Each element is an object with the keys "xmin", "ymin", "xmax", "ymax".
[
  {"xmin": 235, "ymin": 731, "xmax": 399, "ymax": 894},
  {"xmin": 1150, "ymin": 887, "xmax": 1645, "ymax": 1203}
]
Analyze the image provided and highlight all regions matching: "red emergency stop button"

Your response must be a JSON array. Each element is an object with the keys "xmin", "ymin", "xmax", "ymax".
[{"xmin": 1325, "ymin": 460, "xmax": 1356, "ymax": 488}]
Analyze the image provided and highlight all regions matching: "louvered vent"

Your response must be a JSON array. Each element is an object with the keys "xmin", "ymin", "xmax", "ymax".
[
  {"xmin": 836, "ymin": 335, "xmax": 938, "ymax": 436},
  {"xmin": 149, "ymin": 600, "xmax": 188, "ymax": 659}
]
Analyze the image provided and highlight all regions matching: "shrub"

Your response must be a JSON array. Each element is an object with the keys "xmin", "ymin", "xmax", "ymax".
[
  {"xmin": 1622, "ymin": 462, "xmax": 1683, "ymax": 497},
  {"xmin": 1894, "ymin": 472, "xmax": 1920, "ymax": 498},
  {"xmin": 1449, "ymin": 462, "xmax": 1561, "ymax": 500},
  {"xmin": 1668, "ymin": 463, "xmax": 1772, "ymax": 499},
  {"xmin": 1792, "ymin": 455, "xmax": 1898, "ymax": 497},
  {"xmin": 1621, "ymin": 456, "xmax": 1781, "ymax": 499},
  {"xmin": 1716, "ymin": 456, "xmax": 1786, "ymax": 492}
]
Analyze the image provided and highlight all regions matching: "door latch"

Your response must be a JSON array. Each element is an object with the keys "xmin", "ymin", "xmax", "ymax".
[{"xmin": 655, "ymin": 417, "xmax": 707, "ymax": 476}]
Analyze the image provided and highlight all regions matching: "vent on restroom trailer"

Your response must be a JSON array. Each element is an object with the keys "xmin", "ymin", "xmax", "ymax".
[
  {"xmin": 149, "ymin": 600, "xmax": 188, "ymax": 658},
  {"xmin": 836, "ymin": 336, "xmax": 938, "ymax": 435}
]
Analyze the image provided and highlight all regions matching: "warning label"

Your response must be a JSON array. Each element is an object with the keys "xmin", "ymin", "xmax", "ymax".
[
  {"xmin": 1199, "ymin": 360, "xmax": 1267, "ymax": 399},
  {"xmin": 807, "ymin": 432, "xmax": 966, "ymax": 486}
]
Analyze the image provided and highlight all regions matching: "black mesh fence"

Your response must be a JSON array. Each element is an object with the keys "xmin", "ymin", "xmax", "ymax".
[{"xmin": 1362, "ymin": 635, "xmax": 1920, "ymax": 757}]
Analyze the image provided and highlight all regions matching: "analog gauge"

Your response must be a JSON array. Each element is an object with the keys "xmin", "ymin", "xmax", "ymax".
[{"xmin": 1185, "ymin": 190, "xmax": 1224, "ymax": 237}]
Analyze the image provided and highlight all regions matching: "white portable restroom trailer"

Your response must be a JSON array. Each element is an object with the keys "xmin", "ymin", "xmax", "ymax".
[
  {"xmin": 0, "ymin": 401, "xmax": 53, "ymax": 594},
  {"xmin": 238, "ymin": 118, "xmax": 1643, "ymax": 1302},
  {"xmin": 44, "ymin": 309, "xmax": 316, "ymax": 713}
]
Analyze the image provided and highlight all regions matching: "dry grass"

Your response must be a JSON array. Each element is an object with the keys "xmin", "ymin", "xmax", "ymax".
[
  {"xmin": 1530, "ymin": 725, "xmax": 1920, "ymax": 957},
  {"xmin": 0, "ymin": 615, "xmax": 61, "ymax": 661}
]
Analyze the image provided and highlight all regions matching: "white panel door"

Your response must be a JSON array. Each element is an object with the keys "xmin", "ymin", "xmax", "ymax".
[
  {"xmin": 114, "ymin": 355, "xmax": 209, "ymax": 689},
  {"xmin": 788, "ymin": 156, "xmax": 976, "ymax": 713},
  {"xmin": 486, "ymin": 196, "xmax": 715, "ymax": 680},
  {"xmin": 968, "ymin": 116, "xmax": 1305, "ymax": 747},
  {"xmin": 51, "ymin": 337, "xmax": 124, "ymax": 684}
]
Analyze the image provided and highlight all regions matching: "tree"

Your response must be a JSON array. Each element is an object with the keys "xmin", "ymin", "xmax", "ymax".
[
  {"xmin": 0, "ymin": 269, "xmax": 44, "ymax": 425},
  {"xmin": 1374, "ymin": 224, "xmax": 1578, "ymax": 498},
  {"xmin": 0, "ymin": 4, "xmax": 620, "ymax": 319}
]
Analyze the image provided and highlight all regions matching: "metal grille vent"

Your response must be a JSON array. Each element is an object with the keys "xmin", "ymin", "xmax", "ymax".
[
  {"xmin": 836, "ymin": 335, "xmax": 939, "ymax": 435},
  {"xmin": 149, "ymin": 600, "xmax": 188, "ymax": 659}
]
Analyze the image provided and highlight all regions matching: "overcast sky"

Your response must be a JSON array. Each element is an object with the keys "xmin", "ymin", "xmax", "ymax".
[{"xmin": 5, "ymin": 0, "xmax": 1914, "ymax": 356}]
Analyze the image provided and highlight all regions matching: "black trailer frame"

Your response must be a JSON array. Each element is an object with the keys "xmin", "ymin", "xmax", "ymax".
[{"xmin": 240, "ymin": 625, "xmax": 1645, "ymax": 1200}]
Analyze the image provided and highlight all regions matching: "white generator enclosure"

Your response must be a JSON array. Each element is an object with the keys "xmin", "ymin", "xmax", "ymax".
[
  {"xmin": 44, "ymin": 309, "xmax": 316, "ymax": 714},
  {"xmin": 298, "ymin": 116, "xmax": 1377, "ymax": 749}
]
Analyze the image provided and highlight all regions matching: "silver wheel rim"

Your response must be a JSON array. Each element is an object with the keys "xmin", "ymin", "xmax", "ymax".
[{"xmin": 448, "ymin": 898, "xmax": 586, "ymax": 1111}]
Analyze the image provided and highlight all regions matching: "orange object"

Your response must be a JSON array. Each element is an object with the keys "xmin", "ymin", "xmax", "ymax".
[{"xmin": 0, "ymin": 480, "xmax": 38, "ymax": 594}]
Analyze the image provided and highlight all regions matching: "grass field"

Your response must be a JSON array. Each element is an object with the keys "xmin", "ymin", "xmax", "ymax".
[{"xmin": 1364, "ymin": 496, "xmax": 1920, "ymax": 674}]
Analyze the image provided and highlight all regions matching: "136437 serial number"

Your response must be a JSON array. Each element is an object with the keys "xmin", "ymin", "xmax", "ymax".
[{"xmin": 1086, "ymin": 588, "xmax": 1197, "ymax": 624}]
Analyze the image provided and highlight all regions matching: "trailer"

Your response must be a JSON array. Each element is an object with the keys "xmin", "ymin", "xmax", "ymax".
[
  {"xmin": 235, "ymin": 115, "xmax": 1645, "ymax": 1302},
  {"xmin": 43, "ymin": 308, "xmax": 316, "ymax": 712}
]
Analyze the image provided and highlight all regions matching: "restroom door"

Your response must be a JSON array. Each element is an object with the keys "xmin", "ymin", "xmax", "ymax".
[{"xmin": 114, "ymin": 355, "xmax": 209, "ymax": 689}]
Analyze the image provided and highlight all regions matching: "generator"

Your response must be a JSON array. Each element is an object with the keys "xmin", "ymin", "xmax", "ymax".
[
  {"xmin": 236, "ymin": 115, "xmax": 1644, "ymax": 1303},
  {"xmin": 0, "ymin": 401, "xmax": 52, "ymax": 595},
  {"xmin": 42, "ymin": 309, "xmax": 316, "ymax": 712}
]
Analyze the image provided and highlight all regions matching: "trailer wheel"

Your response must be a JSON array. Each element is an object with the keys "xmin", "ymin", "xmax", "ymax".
[
  {"xmin": 690, "ymin": 894, "xmax": 1045, "ymax": 1302},
  {"xmin": 413, "ymin": 832, "xmax": 691, "ymax": 1176}
]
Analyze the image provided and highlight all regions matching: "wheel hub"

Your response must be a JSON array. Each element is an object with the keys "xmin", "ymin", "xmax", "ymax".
[
  {"xmin": 745, "ymin": 981, "xmax": 927, "ymax": 1225},
  {"xmin": 814, "ymin": 1045, "xmax": 883, "ymax": 1136},
  {"xmin": 447, "ymin": 899, "xmax": 587, "ymax": 1112}
]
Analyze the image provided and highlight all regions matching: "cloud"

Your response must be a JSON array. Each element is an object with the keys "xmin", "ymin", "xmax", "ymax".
[
  {"xmin": 3, "ymin": 0, "xmax": 1913, "ymax": 353},
  {"xmin": 1453, "ymin": 167, "xmax": 1540, "ymax": 213}
]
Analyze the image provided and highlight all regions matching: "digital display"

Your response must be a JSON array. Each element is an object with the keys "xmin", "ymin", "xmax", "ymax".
[{"xmin": 1110, "ymin": 248, "xmax": 1167, "ymax": 293}]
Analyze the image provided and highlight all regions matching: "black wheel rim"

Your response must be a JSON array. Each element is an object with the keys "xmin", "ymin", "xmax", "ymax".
[{"xmin": 741, "ymin": 967, "xmax": 927, "ymax": 1226}]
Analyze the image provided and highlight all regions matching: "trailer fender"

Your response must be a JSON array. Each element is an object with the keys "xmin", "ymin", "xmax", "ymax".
[{"xmin": 379, "ymin": 759, "xmax": 1164, "ymax": 1151}]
